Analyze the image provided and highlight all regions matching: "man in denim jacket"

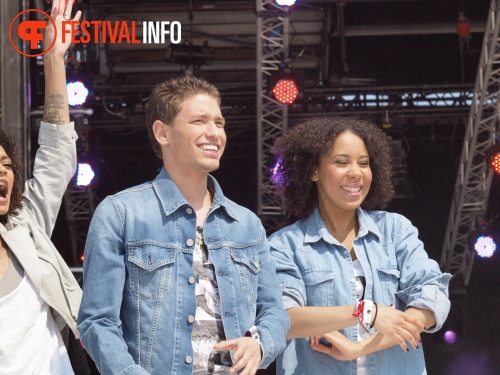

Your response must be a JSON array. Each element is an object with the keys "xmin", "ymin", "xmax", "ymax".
[{"xmin": 77, "ymin": 75, "xmax": 289, "ymax": 375}]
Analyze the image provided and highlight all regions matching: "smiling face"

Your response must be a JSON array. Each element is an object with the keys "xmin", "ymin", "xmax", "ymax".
[
  {"xmin": 159, "ymin": 93, "xmax": 226, "ymax": 176},
  {"xmin": 0, "ymin": 146, "xmax": 15, "ymax": 216},
  {"xmin": 311, "ymin": 130, "xmax": 372, "ymax": 214}
]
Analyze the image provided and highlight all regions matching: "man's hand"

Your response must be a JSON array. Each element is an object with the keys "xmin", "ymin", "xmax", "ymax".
[
  {"xmin": 44, "ymin": 0, "xmax": 82, "ymax": 56},
  {"xmin": 214, "ymin": 337, "xmax": 262, "ymax": 375}
]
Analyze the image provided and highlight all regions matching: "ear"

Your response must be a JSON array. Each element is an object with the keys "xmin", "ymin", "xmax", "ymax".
[
  {"xmin": 311, "ymin": 166, "xmax": 319, "ymax": 182},
  {"xmin": 152, "ymin": 120, "xmax": 169, "ymax": 146}
]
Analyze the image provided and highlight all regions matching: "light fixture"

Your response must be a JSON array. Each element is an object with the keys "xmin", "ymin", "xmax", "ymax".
[
  {"xmin": 468, "ymin": 219, "xmax": 498, "ymax": 258},
  {"xmin": 76, "ymin": 162, "xmax": 95, "ymax": 187},
  {"xmin": 66, "ymin": 63, "xmax": 91, "ymax": 107},
  {"xmin": 67, "ymin": 81, "xmax": 89, "ymax": 106},
  {"xmin": 268, "ymin": 65, "xmax": 303, "ymax": 105},
  {"xmin": 276, "ymin": 0, "xmax": 297, "ymax": 6},
  {"xmin": 486, "ymin": 142, "xmax": 500, "ymax": 175}
]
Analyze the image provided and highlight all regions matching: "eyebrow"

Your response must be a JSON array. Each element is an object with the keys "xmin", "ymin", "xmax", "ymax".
[{"xmin": 332, "ymin": 153, "xmax": 369, "ymax": 158}]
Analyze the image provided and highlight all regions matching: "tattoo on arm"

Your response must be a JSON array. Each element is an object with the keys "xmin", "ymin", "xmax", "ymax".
[{"xmin": 43, "ymin": 91, "xmax": 65, "ymax": 124}]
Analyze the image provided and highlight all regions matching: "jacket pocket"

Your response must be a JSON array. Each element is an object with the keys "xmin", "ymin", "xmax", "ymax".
[
  {"xmin": 127, "ymin": 242, "xmax": 176, "ymax": 301},
  {"xmin": 377, "ymin": 266, "xmax": 400, "ymax": 307},
  {"xmin": 302, "ymin": 270, "xmax": 335, "ymax": 306},
  {"xmin": 231, "ymin": 246, "xmax": 260, "ymax": 317}
]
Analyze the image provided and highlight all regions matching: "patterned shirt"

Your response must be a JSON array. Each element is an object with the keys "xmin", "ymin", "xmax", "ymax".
[{"xmin": 192, "ymin": 226, "xmax": 232, "ymax": 374}]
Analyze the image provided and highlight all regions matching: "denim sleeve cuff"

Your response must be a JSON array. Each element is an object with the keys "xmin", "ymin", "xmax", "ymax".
[
  {"xmin": 278, "ymin": 276, "xmax": 306, "ymax": 310},
  {"xmin": 405, "ymin": 273, "xmax": 452, "ymax": 333},
  {"xmin": 257, "ymin": 327, "xmax": 277, "ymax": 369}
]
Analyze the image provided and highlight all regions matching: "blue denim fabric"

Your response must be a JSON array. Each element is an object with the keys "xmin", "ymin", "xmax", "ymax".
[
  {"xmin": 269, "ymin": 207, "xmax": 451, "ymax": 375},
  {"xmin": 77, "ymin": 168, "xmax": 289, "ymax": 375}
]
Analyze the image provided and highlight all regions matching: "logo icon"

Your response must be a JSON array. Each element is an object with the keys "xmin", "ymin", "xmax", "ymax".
[{"xmin": 9, "ymin": 9, "xmax": 56, "ymax": 57}]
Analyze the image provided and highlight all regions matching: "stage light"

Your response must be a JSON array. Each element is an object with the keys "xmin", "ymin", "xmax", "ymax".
[
  {"xmin": 269, "ymin": 65, "xmax": 304, "ymax": 105},
  {"xmin": 486, "ymin": 142, "xmax": 500, "ymax": 174},
  {"xmin": 443, "ymin": 330, "xmax": 458, "ymax": 344},
  {"xmin": 273, "ymin": 79, "xmax": 299, "ymax": 104},
  {"xmin": 473, "ymin": 235, "xmax": 497, "ymax": 258},
  {"xmin": 67, "ymin": 81, "xmax": 89, "ymax": 106},
  {"xmin": 469, "ymin": 224, "xmax": 498, "ymax": 258},
  {"xmin": 276, "ymin": 0, "xmax": 297, "ymax": 6},
  {"xmin": 76, "ymin": 163, "xmax": 95, "ymax": 187}
]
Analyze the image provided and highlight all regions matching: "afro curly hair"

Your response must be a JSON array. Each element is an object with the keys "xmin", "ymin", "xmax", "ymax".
[
  {"xmin": 0, "ymin": 127, "xmax": 24, "ymax": 223},
  {"xmin": 271, "ymin": 116, "xmax": 395, "ymax": 218}
]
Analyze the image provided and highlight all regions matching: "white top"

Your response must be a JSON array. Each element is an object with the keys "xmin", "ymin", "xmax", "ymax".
[
  {"xmin": 0, "ymin": 274, "xmax": 74, "ymax": 375},
  {"xmin": 353, "ymin": 259, "xmax": 367, "ymax": 375}
]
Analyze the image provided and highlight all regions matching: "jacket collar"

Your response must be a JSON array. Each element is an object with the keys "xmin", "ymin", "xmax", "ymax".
[
  {"xmin": 152, "ymin": 167, "xmax": 240, "ymax": 222},
  {"xmin": 304, "ymin": 207, "xmax": 381, "ymax": 244}
]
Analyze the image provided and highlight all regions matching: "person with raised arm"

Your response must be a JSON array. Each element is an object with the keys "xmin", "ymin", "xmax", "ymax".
[{"xmin": 0, "ymin": 2, "xmax": 88, "ymax": 374}]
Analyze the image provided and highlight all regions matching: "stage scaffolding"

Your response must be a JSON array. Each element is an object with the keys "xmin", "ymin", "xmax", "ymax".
[{"xmin": 440, "ymin": 0, "xmax": 500, "ymax": 287}]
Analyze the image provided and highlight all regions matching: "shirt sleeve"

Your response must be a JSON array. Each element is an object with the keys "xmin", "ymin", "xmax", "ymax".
[
  {"xmin": 269, "ymin": 235, "xmax": 307, "ymax": 310},
  {"xmin": 22, "ymin": 121, "xmax": 78, "ymax": 236},
  {"xmin": 76, "ymin": 197, "xmax": 148, "ymax": 375},
  {"xmin": 253, "ymin": 227, "xmax": 291, "ymax": 369},
  {"xmin": 393, "ymin": 216, "xmax": 452, "ymax": 333}
]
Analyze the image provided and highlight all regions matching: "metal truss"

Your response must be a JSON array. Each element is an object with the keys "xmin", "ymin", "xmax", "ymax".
[
  {"xmin": 63, "ymin": 185, "xmax": 95, "ymax": 266},
  {"xmin": 255, "ymin": 0, "xmax": 291, "ymax": 233},
  {"xmin": 440, "ymin": 0, "xmax": 499, "ymax": 286}
]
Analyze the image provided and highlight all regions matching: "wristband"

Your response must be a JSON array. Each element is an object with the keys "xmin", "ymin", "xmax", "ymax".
[
  {"xmin": 245, "ymin": 325, "xmax": 261, "ymax": 344},
  {"xmin": 362, "ymin": 300, "xmax": 374, "ymax": 330},
  {"xmin": 370, "ymin": 303, "xmax": 378, "ymax": 328}
]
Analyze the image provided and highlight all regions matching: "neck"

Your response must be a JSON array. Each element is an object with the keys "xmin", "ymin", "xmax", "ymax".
[
  {"xmin": 317, "ymin": 204, "xmax": 358, "ymax": 243},
  {"xmin": 164, "ymin": 165, "xmax": 210, "ymax": 209}
]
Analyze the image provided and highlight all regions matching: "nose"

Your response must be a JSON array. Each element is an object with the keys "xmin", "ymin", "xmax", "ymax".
[
  {"xmin": 0, "ymin": 166, "xmax": 6, "ymax": 176},
  {"xmin": 205, "ymin": 120, "xmax": 223, "ymax": 138},
  {"xmin": 347, "ymin": 163, "xmax": 363, "ymax": 178}
]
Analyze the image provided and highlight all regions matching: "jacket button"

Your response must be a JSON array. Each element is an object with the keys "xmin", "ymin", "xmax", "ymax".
[
  {"xmin": 72, "ymin": 314, "xmax": 77, "ymax": 321},
  {"xmin": 188, "ymin": 276, "xmax": 195, "ymax": 284},
  {"xmin": 350, "ymin": 278, "xmax": 356, "ymax": 283},
  {"xmin": 185, "ymin": 356, "xmax": 193, "ymax": 364},
  {"xmin": 186, "ymin": 207, "xmax": 193, "ymax": 215},
  {"xmin": 188, "ymin": 315, "xmax": 195, "ymax": 323},
  {"xmin": 186, "ymin": 239, "xmax": 194, "ymax": 247}
]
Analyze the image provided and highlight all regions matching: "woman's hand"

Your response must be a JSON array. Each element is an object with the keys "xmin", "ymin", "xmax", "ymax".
[
  {"xmin": 43, "ymin": 0, "xmax": 82, "ymax": 57},
  {"xmin": 310, "ymin": 332, "xmax": 358, "ymax": 361},
  {"xmin": 371, "ymin": 304, "xmax": 423, "ymax": 351}
]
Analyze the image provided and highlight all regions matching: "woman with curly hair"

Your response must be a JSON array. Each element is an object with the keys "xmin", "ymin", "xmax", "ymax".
[
  {"xmin": 0, "ymin": 2, "xmax": 88, "ymax": 374},
  {"xmin": 269, "ymin": 116, "xmax": 451, "ymax": 375}
]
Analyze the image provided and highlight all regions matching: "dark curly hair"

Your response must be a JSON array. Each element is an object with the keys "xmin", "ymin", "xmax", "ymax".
[
  {"xmin": 271, "ymin": 116, "xmax": 395, "ymax": 218},
  {"xmin": 0, "ymin": 128, "xmax": 24, "ymax": 223},
  {"xmin": 145, "ymin": 75, "xmax": 221, "ymax": 159}
]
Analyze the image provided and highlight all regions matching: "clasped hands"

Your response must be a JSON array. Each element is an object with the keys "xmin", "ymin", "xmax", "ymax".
[{"xmin": 310, "ymin": 304, "xmax": 424, "ymax": 361}]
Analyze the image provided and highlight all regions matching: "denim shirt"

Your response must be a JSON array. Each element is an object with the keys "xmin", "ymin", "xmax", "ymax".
[
  {"xmin": 77, "ymin": 168, "xmax": 289, "ymax": 375},
  {"xmin": 269, "ymin": 207, "xmax": 451, "ymax": 375}
]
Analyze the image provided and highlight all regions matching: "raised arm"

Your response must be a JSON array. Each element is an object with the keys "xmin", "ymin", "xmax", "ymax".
[
  {"xmin": 43, "ymin": 0, "xmax": 81, "ymax": 124},
  {"xmin": 21, "ymin": 2, "xmax": 82, "ymax": 235}
]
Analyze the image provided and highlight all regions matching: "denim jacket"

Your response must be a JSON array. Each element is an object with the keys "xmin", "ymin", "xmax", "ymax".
[
  {"xmin": 77, "ymin": 168, "xmax": 289, "ymax": 375},
  {"xmin": 269, "ymin": 207, "xmax": 451, "ymax": 375}
]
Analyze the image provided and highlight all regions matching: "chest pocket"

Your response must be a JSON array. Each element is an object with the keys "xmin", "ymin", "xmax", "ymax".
[
  {"xmin": 302, "ymin": 270, "xmax": 335, "ymax": 306},
  {"xmin": 127, "ymin": 242, "xmax": 176, "ymax": 301},
  {"xmin": 231, "ymin": 247, "xmax": 260, "ymax": 312},
  {"xmin": 377, "ymin": 266, "xmax": 400, "ymax": 307}
]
